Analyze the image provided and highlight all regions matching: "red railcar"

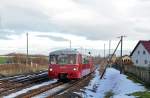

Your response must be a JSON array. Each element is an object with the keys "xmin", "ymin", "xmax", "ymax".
[{"xmin": 48, "ymin": 49, "xmax": 94, "ymax": 81}]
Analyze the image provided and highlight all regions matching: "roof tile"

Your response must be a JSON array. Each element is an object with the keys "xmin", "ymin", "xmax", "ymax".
[{"xmin": 141, "ymin": 40, "xmax": 150, "ymax": 54}]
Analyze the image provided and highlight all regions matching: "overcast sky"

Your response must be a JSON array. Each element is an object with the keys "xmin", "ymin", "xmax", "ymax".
[{"xmin": 0, "ymin": 0, "xmax": 150, "ymax": 55}]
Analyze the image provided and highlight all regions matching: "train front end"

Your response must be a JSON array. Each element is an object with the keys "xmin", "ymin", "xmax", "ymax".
[{"xmin": 48, "ymin": 50, "xmax": 81, "ymax": 81}]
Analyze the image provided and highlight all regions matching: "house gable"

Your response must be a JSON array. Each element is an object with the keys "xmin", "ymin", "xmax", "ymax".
[
  {"xmin": 130, "ymin": 40, "xmax": 150, "ymax": 56},
  {"xmin": 131, "ymin": 41, "xmax": 150, "ymax": 67}
]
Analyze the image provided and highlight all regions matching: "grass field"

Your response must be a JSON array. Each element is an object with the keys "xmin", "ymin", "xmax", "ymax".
[{"xmin": 0, "ymin": 57, "xmax": 7, "ymax": 64}]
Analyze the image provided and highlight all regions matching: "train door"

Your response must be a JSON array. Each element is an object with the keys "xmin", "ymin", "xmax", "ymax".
[
  {"xmin": 81, "ymin": 55, "xmax": 90, "ymax": 77},
  {"xmin": 77, "ymin": 54, "xmax": 82, "ymax": 71}
]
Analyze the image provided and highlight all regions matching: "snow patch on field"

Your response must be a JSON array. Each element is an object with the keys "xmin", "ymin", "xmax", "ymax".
[
  {"xmin": 3, "ymin": 79, "xmax": 57, "ymax": 98},
  {"xmin": 79, "ymin": 68, "xmax": 146, "ymax": 98}
]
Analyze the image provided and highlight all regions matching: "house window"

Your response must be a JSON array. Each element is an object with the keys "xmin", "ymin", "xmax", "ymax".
[
  {"xmin": 145, "ymin": 60, "xmax": 147, "ymax": 64},
  {"xmin": 143, "ymin": 51, "xmax": 146, "ymax": 55},
  {"xmin": 138, "ymin": 51, "xmax": 140, "ymax": 54},
  {"xmin": 136, "ymin": 60, "xmax": 138, "ymax": 64}
]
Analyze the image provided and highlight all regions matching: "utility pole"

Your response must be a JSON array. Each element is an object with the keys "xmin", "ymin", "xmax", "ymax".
[
  {"xmin": 80, "ymin": 47, "xmax": 83, "ymax": 54},
  {"xmin": 118, "ymin": 35, "xmax": 126, "ymax": 74},
  {"xmin": 120, "ymin": 36, "xmax": 123, "ymax": 74},
  {"xmin": 100, "ymin": 39, "xmax": 121, "ymax": 79},
  {"xmin": 69, "ymin": 40, "xmax": 71, "ymax": 49},
  {"xmin": 109, "ymin": 40, "xmax": 111, "ymax": 57},
  {"xmin": 104, "ymin": 43, "xmax": 105, "ymax": 59},
  {"xmin": 108, "ymin": 40, "xmax": 111, "ymax": 65},
  {"xmin": 84, "ymin": 48, "xmax": 86, "ymax": 54},
  {"xmin": 26, "ymin": 33, "xmax": 29, "ymax": 65}
]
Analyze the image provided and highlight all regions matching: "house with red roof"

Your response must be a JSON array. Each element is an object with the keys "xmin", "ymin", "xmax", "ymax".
[{"xmin": 130, "ymin": 40, "xmax": 150, "ymax": 67}]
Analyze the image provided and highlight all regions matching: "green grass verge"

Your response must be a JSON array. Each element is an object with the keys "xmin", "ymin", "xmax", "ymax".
[
  {"xmin": 125, "ymin": 72, "xmax": 150, "ymax": 89},
  {"xmin": 131, "ymin": 91, "xmax": 150, "ymax": 98},
  {"xmin": 126, "ymin": 72, "xmax": 150, "ymax": 98},
  {"xmin": 126, "ymin": 73, "xmax": 143, "ymax": 84}
]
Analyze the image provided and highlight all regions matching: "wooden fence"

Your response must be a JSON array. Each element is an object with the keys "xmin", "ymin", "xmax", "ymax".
[
  {"xmin": 124, "ymin": 65, "xmax": 150, "ymax": 85},
  {"xmin": 0, "ymin": 64, "xmax": 48, "ymax": 77}
]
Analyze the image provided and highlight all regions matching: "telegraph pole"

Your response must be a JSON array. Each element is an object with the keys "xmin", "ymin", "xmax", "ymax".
[
  {"xmin": 100, "ymin": 39, "xmax": 121, "ymax": 79},
  {"xmin": 26, "ymin": 33, "xmax": 29, "ymax": 65},
  {"xmin": 104, "ymin": 43, "xmax": 105, "ymax": 59},
  {"xmin": 108, "ymin": 40, "xmax": 111, "ymax": 65},
  {"xmin": 109, "ymin": 40, "xmax": 111, "ymax": 57},
  {"xmin": 69, "ymin": 40, "xmax": 71, "ymax": 49},
  {"xmin": 120, "ymin": 36, "xmax": 123, "ymax": 73},
  {"xmin": 118, "ymin": 35, "xmax": 126, "ymax": 74}
]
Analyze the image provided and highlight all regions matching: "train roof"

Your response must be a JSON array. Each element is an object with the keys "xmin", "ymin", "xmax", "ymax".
[{"xmin": 49, "ymin": 49, "xmax": 80, "ymax": 55}]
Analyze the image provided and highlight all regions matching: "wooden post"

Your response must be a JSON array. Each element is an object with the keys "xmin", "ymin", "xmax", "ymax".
[{"xmin": 26, "ymin": 33, "xmax": 29, "ymax": 66}]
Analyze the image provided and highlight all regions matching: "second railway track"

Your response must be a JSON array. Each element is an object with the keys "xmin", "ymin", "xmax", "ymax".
[{"xmin": 0, "ymin": 70, "xmax": 49, "ymax": 97}]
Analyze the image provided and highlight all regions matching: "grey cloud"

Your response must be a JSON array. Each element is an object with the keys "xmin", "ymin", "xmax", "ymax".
[
  {"xmin": 0, "ymin": 29, "xmax": 15, "ymax": 40},
  {"xmin": 0, "ymin": 3, "xmax": 58, "ymax": 40},
  {"xmin": 36, "ymin": 35, "xmax": 68, "ymax": 41},
  {"xmin": 134, "ymin": 27, "xmax": 150, "ymax": 33},
  {"xmin": 0, "ymin": 0, "xmax": 150, "ymax": 41},
  {"xmin": 50, "ymin": 20, "xmax": 134, "ymax": 40},
  {"xmin": 0, "ymin": 36, "xmax": 12, "ymax": 40},
  {"xmin": 0, "ymin": 2, "xmax": 56, "ymax": 32}
]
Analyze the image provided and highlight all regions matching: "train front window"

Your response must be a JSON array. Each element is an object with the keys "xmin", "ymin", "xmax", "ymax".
[
  {"xmin": 50, "ymin": 54, "xmax": 76, "ymax": 64},
  {"xmin": 50, "ymin": 55, "xmax": 57, "ymax": 64}
]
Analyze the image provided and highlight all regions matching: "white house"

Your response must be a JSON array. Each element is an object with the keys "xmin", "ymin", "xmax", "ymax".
[{"xmin": 130, "ymin": 40, "xmax": 150, "ymax": 67}]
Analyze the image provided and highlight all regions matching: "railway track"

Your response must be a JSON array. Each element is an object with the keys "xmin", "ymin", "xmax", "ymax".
[
  {"xmin": 9, "ymin": 72, "xmax": 94, "ymax": 98},
  {"xmin": 0, "ymin": 70, "xmax": 49, "ymax": 97},
  {"xmin": 15, "ymin": 82, "xmax": 63, "ymax": 98},
  {"xmin": 47, "ymin": 73, "xmax": 94, "ymax": 98},
  {"xmin": 0, "ymin": 70, "xmax": 48, "ymax": 82},
  {"xmin": 1, "ymin": 68, "xmax": 96, "ymax": 98}
]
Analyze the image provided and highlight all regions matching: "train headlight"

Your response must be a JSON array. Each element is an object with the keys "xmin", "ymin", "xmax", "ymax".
[
  {"xmin": 73, "ymin": 68, "xmax": 77, "ymax": 71},
  {"xmin": 49, "ymin": 68, "xmax": 53, "ymax": 71}
]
